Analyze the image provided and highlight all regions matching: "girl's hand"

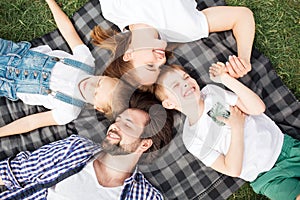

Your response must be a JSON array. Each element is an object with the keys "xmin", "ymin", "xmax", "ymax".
[
  {"xmin": 225, "ymin": 55, "xmax": 251, "ymax": 78},
  {"xmin": 209, "ymin": 62, "xmax": 227, "ymax": 83}
]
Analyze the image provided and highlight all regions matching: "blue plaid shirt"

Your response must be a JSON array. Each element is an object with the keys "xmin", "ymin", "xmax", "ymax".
[{"xmin": 0, "ymin": 135, "xmax": 163, "ymax": 200}]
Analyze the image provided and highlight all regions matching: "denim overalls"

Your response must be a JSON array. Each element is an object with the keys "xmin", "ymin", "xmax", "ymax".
[{"xmin": 0, "ymin": 38, "xmax": 95, "ymax": 108}]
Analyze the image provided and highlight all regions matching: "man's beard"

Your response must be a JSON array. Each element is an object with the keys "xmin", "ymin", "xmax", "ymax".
[{"xmin": 101, "ymin": 138, "xmax": 141, "ymax": 156}]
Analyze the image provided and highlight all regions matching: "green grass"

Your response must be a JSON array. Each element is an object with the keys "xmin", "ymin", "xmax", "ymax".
[
  {"xmin": 226, "ymin": 0, "xmax": 300, "ymax": 100},
  {"xmin": 0, "ymin": 0, "xmax": 299, "ymax": 199}
]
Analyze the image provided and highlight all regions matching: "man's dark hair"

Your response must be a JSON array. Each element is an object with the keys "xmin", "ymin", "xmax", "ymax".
[{"xmin": 128, "ymin": 90, "xmax": 174, "ymax": 163}]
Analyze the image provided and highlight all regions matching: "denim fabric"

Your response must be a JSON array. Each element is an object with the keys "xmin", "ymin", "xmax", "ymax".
[{"xmin": 0, "ymin": 38, "xmax": 93, "ymax": 107}]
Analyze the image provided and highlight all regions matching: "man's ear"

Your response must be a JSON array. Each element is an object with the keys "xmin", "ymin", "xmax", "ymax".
[
  {"xmin": 123, "ymin": 49, "xmax": 133, "ymax": 61},
  {"xmin": 139, "ymin": 139, "xmax": 153, "ymax": 153},
  {"xmin": 162, "ymin": 99, "xmax": 176, "ymax": 109}
]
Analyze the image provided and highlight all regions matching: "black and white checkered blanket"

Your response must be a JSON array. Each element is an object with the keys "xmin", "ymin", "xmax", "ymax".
[{"xmin": 0, "ymin": 0, "xmax": 299, "ymax": 199}]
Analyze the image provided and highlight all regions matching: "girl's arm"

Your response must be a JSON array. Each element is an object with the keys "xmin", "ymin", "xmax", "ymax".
[
  {"xmin": 0, "ymin": 111, "xmax": 58, "ymax": 137},
  {"xmin": 209, "ymin": 61, "xmax": 265, "ymax": 115},
  {"xmin": 45, "ymin": 0, "xmax": 83, "ymax": 50},
  {"xmin": 202, "ymin": 6, "xmax": 255, "ymax": 78},
  {"xmin": 210, "ymin": 106, "xmax": 245, "ymax": 177}
]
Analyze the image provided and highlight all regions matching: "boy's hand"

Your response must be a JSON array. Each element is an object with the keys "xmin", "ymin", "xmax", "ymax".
[
  {"xmin": 209, "ymin": 62, "xmax": 227, "ymax": 83},
  {"xmin": 225, "ymin": 55, "xmax": 251, "ymax": 78},
  {"xmin": 217, "ymin": 106, "xmax": 246, "ymax": 130}
]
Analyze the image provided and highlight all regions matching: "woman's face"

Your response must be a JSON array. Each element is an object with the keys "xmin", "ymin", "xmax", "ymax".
[{"xmin": 124, "ymin": 38, "xmax": 167, "ymax": 85}]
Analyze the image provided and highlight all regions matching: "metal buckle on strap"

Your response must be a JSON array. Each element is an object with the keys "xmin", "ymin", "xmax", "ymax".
[
  {"xmin": 45, "ymin": 88, "xmax": 56, "ymax": 97},
  {"xmin": 51, "ymin": 57, "xmax": 60, "ymax": 62}
]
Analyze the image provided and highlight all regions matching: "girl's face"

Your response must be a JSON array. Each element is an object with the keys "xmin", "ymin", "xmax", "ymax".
[
  {"xmin": 79, "ymin": 76, "xmax": 117, "ymax": 112},
  {"xmin": 123, "ymin": 38, "xmax": 167, "ymax": 85},
  {"xmin": 93, "ymin": 76, "xmax": 118, "ymax": 112},
  {"xmin": 159, "ymin": 69, "xmax": 201, "ymax": 111}
]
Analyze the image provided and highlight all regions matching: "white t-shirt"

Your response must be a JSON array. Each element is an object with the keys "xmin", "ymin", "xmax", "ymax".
[
  {"xmin": 47, "ymin": 159, "xmax": 123, "ymax": 200},
  {"xmin": 99, "ymin": 0, "xmax": 209, "ymax": 42},
  {"xmin": 183, "ymin": 85, "xmax": 284, "ymax": 181},
  {"xmin": 17, "ymin": 44, "xmax": 95, "ymax": 125}
]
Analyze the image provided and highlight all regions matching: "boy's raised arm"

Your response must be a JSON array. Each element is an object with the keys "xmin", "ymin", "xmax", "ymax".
[
  {"xmin": 209, "ymin": 60, "xmax": 266, "ymax": 115},
  {"xmin": 211, "ymin": 106, "xmax": 245, "ymax": 177}
]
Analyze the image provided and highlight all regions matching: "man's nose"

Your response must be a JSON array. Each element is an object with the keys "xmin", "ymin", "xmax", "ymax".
[{"xmin": 110, "ymin": 123, "xmax": 120, "ymax": 131}]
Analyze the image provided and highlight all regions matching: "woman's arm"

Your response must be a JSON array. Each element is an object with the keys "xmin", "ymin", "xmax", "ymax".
[
  {"xmin": 211, "ymin": 106, "xmax": 245, "ymax": 177},
  {"xmin": 45, "ymin": 0, "xmax": 83, "ymax": 50},
  {"xmin": 209, "ymin": 61, "xmax": 266, "ymax": 115},
  {"xmin": 0, "ymin": 111, "xmax": 58, "ymax": 137},
  {"xmin": 202, "ymin": 6, "xmax": 255, "ymax": 78}
]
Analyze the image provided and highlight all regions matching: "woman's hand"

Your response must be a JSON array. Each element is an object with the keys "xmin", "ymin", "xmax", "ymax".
[{"xmin": 226, "ymin": 55, "xmax": 251, "ymax": 78}]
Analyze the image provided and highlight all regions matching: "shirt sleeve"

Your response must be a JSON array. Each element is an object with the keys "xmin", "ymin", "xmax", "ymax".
[
  {"xmin": 201, "ymin": 150, "xmax": 222, "ymax": 167},
  {"xmin": 0, "ymin": 135, "xmax": 99, "ymax": 191},
  {"xmin": 51, "ymin": 106, "xmax": 82, "ymax": 125},
  {"xmin": 72, "ymin": 44, "xmax": 95, "ymax": 68},
  {"xmin": 203, "ymin": 84, "xmax": 238, "ymax": 106}
]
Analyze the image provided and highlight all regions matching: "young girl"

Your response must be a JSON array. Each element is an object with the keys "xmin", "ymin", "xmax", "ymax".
[
  {"xmin": 154, "ymin": 61, "xmax": 300, "ymax": 200},
  {"xmin": 91, "ymin": 0, "xmax": 255, "ymax": 85},
  {"xmin": 0, "ymin": 0, "xmax": 119, "ymax": 137}
]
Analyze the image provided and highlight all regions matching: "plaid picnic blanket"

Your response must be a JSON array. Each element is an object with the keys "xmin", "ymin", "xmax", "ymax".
[{"xmin": 0, "ymin": 0, "xmax": 299, "ymax": 199}]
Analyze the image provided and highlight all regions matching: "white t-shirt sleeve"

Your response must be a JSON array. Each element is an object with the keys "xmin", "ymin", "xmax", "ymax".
[
  {"xmin": 201, "ymin": 150, "xmax": 221, "ymax": 167},
  {"xmin": 202, "ymin": 84, "xmax": 238, "ymax": 106},
  {"xmin": 72, "ymin": 44, "xmax": 95, "ymax": 68},
  {"xmin": 51, "ymin": 106, "xmax": 82, "ymax": 125}
]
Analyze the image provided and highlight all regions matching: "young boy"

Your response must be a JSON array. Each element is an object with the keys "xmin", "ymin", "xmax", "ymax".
[{"xmin": 154, "ymin": 58, "xmax": 300, "ymax": 200}]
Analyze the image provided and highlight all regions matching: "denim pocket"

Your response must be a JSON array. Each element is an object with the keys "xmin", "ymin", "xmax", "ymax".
[{"xmin": 0, "ymin": 78, "xmax": 18, "ymax": 101}]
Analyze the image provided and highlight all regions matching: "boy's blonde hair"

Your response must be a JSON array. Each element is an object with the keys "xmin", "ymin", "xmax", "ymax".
[{"xmin": 154, "ymin": 64, "xmax": 186, "ymax": 102}]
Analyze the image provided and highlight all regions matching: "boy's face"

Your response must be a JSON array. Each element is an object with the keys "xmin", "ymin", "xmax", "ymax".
[
  {"xmin": 159, "ymin": 69, "xmax": 200, "ymax": 111},
  {"xmin": 93, "ymin": 76, "xmax": 118, "ymax": 112}
]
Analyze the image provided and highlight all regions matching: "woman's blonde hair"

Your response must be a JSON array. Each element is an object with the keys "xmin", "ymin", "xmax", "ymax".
[{"xmin": 91, "ymin": 26, "xmax": 134, "ymax": 81}]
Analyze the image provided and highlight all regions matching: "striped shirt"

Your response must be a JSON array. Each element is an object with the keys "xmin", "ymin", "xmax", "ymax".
[{"xmin": 0, "ymin": 135, "xmax": 163, "ymax": 200}]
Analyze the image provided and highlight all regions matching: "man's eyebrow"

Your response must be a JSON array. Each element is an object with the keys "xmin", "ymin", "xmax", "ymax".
[
  {"xmin": 118, "ymin": 114, "xmax": 134, "ymax": 125},
  {"xmin": 125, "ymin": 117, "xmax": 134, "ymax": 125}
]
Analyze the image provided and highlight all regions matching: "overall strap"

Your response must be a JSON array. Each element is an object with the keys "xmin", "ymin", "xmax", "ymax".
[
  {"xmin": 52, "ymin": 57, "xmax": 95, "ymax": 75},
  {"xmin": 50, "ymin": 91, "xmax": 86, "ymax": 108},
  {"xmin": 48, "ymin": 57, "xmax": 95, "ymax": 107}
]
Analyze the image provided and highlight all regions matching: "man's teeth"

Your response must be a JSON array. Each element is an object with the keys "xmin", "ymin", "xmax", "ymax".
[{"xmin": 109, "ymin": 132, "xmax": 120, "ymax": 139}]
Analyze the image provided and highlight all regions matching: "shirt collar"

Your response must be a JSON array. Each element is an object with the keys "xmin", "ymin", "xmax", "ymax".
[{"xmin": 123, "ymin": 166, "xmax": 144, "ymax": 185}]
